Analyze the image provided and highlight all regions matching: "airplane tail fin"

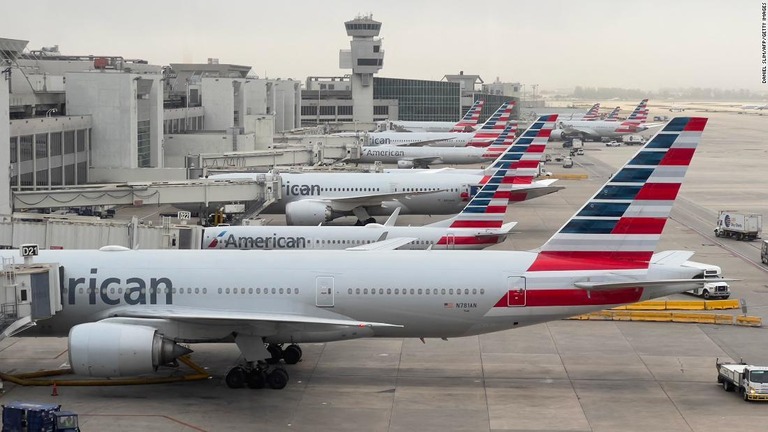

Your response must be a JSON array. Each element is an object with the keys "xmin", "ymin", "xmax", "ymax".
[
  {"xmin": 448, "ymin": 115, "xmax": 557, "ymax": 231},
  {"xmin": 616, "ymin": 99, "xmax": 649, "ymax": 133},
  {"xmin": 531, "ymin": 117, "xmax": 708, "ymax": 271},
  {"xmin": 583, "ymin": 103, "xmax": 601, "ymax": 121},
  {"xmin": 605, "ymin": 106, "xmax": 621, "ymax": 122},
  {"xmin": 450, "ymin": 100, "xmax": 485, "ymax": 132},
  {"xmin": 480, "ymin": 122, "xmax": 518, "ymax": 160},
  {"xmin": 466, "ymin": 101, "xmax": 514, "ymax": 147}
]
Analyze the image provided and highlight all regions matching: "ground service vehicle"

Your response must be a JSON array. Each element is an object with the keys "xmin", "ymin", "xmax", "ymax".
[
  {"xmin": 761, "ymin": 240, "xmax": 768, "ymax": 265},
  {"xmin": 683, "ymin": 261, "xmax": 731, "ymax": 299},
  {"xmin": 714, "ymin": 211, "xmax": 762, "ymax": 240},
  {"xmin": 2, "ymin": 402, "xmax": 80, "ymax": 432},
  {"xmin": 622, "ymin": 135, "xmax": 646, "ymax": 145},
  {"xmin": 717, "ymin": 361, "xmax": 768, "ymax": 401}
]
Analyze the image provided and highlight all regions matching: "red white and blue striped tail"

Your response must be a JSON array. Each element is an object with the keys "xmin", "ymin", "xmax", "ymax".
[
  {"xmin": 530, "ymin": 117, "xmax": 708, "ymax": 271},
  {"xmin": 466, "ymin": 101, "xmax": 514, "ymax": 147},
  {"xmin": 481, "ymin": 122, "xmax": 518, "ymax": 160},
  {"xmin": 616, "ymin": 99, "xmax": 649, "ymax": 133},
  {"xmin": 481, "ymin": 114, "xmax": 557, "ymax": 181},
  {"xmin": 450, "ymin": 100, "xmax": 485, "ymax": 132},
  {"xmin": 583, "ymin": 103, "xmax": 601, "ymax": 121},
  {"xmin": 446, "ymin": 115, "xmax": 558, "ymax": 233},
  {"xmin": 605, "ymin": 106, "xmax": 621, "ymax": 121}
]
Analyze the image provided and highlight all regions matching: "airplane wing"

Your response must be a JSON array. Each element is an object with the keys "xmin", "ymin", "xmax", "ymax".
[
  {"xmin": 404, "ymin": 156, "xmax": 443, "ymax": 166},
  {"xmin": 574, "ymin": 279, "xmax": 738, "ymax": 291},
  {"xmin": 382, "ymin": 207, "xmax": 401, "ymax": 226},
  {"xmin": 346, "ymin": 237, "xmax": 417, "ymax": 251},
  {"xmin": 313, "ymin": 190, "xmax": 444, "ymax": 211},
  {"xmin": 396, "ymin": 138, "xmax": 459, "ymax": 147},
  {"xmin": 100, "ymin": 306, "xmax": 403, "ymax": 328}
]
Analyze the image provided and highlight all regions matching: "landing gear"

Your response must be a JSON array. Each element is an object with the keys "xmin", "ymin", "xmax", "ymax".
[
  {"xmin": 283, "ymin": 344, "xmax": 303, "ymax": 365},
  {"xmin": 266, "ymin": 343, "xmax": 304, "ymax": 365},
  {"xmin": 225, "ymin": 362, "xmax": 289, "ymax": 390}
]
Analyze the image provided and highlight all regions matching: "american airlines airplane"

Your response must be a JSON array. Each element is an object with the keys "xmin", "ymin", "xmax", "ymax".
[
  {"xmin": 551, "ymin": 99, "xmax": 659, "ymax": 141},
  {"xmin": 9, "ymin": 117, "xmax": 716, "ymax": 390},
  {"xmin": 379, "ymin": 99, "xmax": 486, "ymax": 133},
  {"xmin": 359, "ymin": 101, "xmax": 513, "ymax": 147},
  {"xmin": 211, "ymin": 118, "xmax": 555, "ymax": 226},
  {"xmin": 354, "ymin": 121, "xmax": 518, "ymax": 168},
  {"xmin": 203, "ymin": 120, "xmax": 545, "ymax": 250}
]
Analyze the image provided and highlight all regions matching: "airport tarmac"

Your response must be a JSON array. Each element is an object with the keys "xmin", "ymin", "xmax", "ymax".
[{"xmin": 1, "ymin": 109, "xmax": 767, "ymax": 432}]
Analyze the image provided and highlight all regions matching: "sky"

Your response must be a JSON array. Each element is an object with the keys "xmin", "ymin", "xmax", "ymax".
[{"xmin": 2, "ymin": 0, "xmax": 765, "ymax": 93}]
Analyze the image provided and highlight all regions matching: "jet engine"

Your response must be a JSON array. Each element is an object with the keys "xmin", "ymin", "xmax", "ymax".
[
  {"xmin": 285, "ymin": 200, "xmax": 334, "ymax": 225},
  {"xmin": 397, "ymin": 160, "xmax": 415, "ymax": 169},
  {"xmin": 68, "ymin": 322, "xmax": 192, "ymax": 377},
  {"xmin": 550, "ymin": 129, "xmax": 567, "ymax": 141}
]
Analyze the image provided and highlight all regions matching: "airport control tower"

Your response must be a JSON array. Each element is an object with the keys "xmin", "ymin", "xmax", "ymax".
[{"xmin": 339, "ymin": 15, "xmax": 384, "ymax": 123}]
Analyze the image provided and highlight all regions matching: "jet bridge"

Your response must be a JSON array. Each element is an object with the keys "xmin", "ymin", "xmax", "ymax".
[
  {"xmin": 0, "ymin": 245, "xmax": 62, "ymax": 341},
  {"xmin": 12, "ymin": 176, "xmax": 282, "ymax": 219}
]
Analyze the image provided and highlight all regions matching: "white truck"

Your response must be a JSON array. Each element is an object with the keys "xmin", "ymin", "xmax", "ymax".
[
  {"xmin": 717, "ymin": 360, "xmax": 768, "ymax": 401},
  {"xmin": 682, "ymin": 260, "xmax": 731, "ymax": 299},
  {"xmin": 714, "ymin": 211, "xmax": 762, "ymax": 241},
  {"xmin": 621, "ymin": 135, "xmax": 646, "ymax": 145}
]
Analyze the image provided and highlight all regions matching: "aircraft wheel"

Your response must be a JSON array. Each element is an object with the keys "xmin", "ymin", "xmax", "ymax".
[
  {"xmin": 283, "ymin": 344, "xmax": 302, "ymax": 365},
  {"xmin": 267, "ymin": 368, "xmax": 289, "ymax": 390},
  {"xmin": 225, "ymin": 367, "xmax": 246, "ymax": 389},
  {"xmin": 246, "ymin": 369, "xmax": 266, "ymax": 389},
  {"xmin": 266, "ymin": 344, "xmax": 283, "ymax": 364}
]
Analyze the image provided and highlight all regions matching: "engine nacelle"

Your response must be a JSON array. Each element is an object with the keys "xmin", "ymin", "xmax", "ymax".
[
  {"xmin": 285, "ymin": 200, "xmax": 334, "ymax": 225},
  {"xmin": 68, "ymin": 322, "xmax": 191, "ymax": 377},
  {"xmin": 396, "ymin": 159, "xmax": 415, "ymax": 169},
  {"xmin": 550, "ymin": 129, "xmax": 566, "ymax": 141}
]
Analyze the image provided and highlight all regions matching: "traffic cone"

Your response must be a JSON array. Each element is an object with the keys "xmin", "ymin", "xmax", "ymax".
[{"xmin": 51, "ymin": 382, "xmax": 58, "ymax": 396}]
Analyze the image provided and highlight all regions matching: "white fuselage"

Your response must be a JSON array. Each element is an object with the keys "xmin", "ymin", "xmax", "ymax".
[
  {"xmin": 19, "ymin": 249, "xmax": 700, "ymax": 340},
  {"xmin": 383, "ymin": 120, "xmax": 465, "ymax": 133},
  {"xmin": 202, "ymin": 223, "xmax": 508, "ymax": 251},
  {"xmin": 366, "ymin": 131, "xmax": 473, "ymax": 147},
  {"xmin": 357, "ymin": 145, "xmax": 490, "ymax": 166},
  {"xmin": 213, "ymin": 171, "xmax": 554, "ymax": 219},
  {"xmin": 553, "ymin": 120, "xmax": 646, "ymax": 140}
]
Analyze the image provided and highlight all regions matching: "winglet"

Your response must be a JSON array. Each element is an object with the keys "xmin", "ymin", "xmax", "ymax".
[{"xmin": 383, "ymin": 207, "xmax": 401, "ymax": 227}]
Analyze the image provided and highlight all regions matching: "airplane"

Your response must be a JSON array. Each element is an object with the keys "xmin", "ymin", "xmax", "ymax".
[
  {"xmin": 354, "ymin": 121, "xmax": 518, "ymax": 168},
  {"xmin": 203, "ymin": 120, "xmax": 545, "ymax": 250},
  {"xmin": 551, "ymin": 99, "xmax": 660, "ymax": 141},
  {"xmin": 5, "ymin": 117, "xmax": 717, "ymax": 391},
  {"xmin": 356, "ymin": 101, "xmax": 513, "ymax": 147},
  {"xmin": 740, "ymin": 104, "xmax": 768, "ymax": 110},
  {"xmin": 377, "ymin": 99, "xmax": 486, "ymax": 133},
  {"xmin": 206, "ymin": 119, "xmax": 556, "ymax": 227}
]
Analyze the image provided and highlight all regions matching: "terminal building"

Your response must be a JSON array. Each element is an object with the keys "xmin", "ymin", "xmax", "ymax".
[{"xmin": 0, "ymin": 14, "xmax": 528, "ymax": 250}]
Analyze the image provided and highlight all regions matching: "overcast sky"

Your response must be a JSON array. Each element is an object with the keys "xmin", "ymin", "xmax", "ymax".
[{"xmin": 2, "ymin": 0, "xmax": 765, "ymax": 92}]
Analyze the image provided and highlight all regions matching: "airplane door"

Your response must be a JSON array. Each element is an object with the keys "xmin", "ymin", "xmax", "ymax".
[
  {"xmin": 506, "ymin": 276, "xmax": 526, "ymax": 307},
  {"xmin": 445, "ymin": 234, "xmax": 455, "ymax": 250},
  {"xmin": 316, "ymin": 276, "xmax": 334, "ymax": 307}
]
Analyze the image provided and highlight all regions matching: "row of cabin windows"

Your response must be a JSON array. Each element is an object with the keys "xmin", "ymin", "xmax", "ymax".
[
  {"xmin": 317, "ymin": 239, "xmax": 435, "ymax": 245},
  {"xmin": 66, "ymin": 287, "xmax": 299, "ymax": 295},
  {"xmin": 348, "ymin": 288, "xmax": 485, "ymax": 296}
]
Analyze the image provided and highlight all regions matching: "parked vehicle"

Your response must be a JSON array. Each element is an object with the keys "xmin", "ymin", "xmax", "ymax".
[
  {"xmin": 2, "ymin": 402, "xmax": 80, "ymax": 431},
  {"xmin": 714, "ymin": 211, "xmax": 762, "ymax": 241},
  {"xmin": 682, "ymin": 260, "xmax": 730, "ymax": 299},
  {"xmin": 605, "ymin": 141, "xmax": 620, "ymax": 147},
  {"xmin": 717, "ymin": 360, "xmax": 768, "ymax": 401},
  {"xmin": 562, "ymin": 157, "xmax": 573, "ymax": 168},
  {"xmin": 622, "ymin": 135, "xmax": 646, "ymax": 145},
  {"xmin": 761, "ymin": 240, "xmax": 768, "ymax": 265}
]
